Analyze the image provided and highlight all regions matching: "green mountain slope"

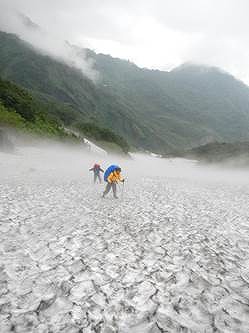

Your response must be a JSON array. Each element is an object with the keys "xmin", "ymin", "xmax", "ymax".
[
  {"xmin": 0, "ymin": 77, "xmax": 130, "ymax": 153},
  {"xmin": 183, "ymin": 141, "xmax": 249, "ymax": 165},
  {"xmin": 0, "ymin": 77, "xmax": 76, "ymax": 139},
  {"xmin": 89, "ymin": 51, "xmax": 249, "ymax": 148},
  {"xmin": 0, "ymin": 31, "xmax": 160, "ymax": 152},
  {"xmin": 1, "ymin": 31, "xmax": 249, "ymax": 153}
]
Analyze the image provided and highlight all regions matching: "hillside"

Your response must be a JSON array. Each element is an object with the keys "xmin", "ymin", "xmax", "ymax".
[
  {"xmin": 0, "ymin": 77, "xmax": 130, "ymax": 153},
  {"xmin": 0, "ymin": 77, "xmax": 75, "ymax": 139},
  {"xmin": 0, "ymin": 31, "xmax": 154, "ymax": 152},
  {"xmin": 89, "ymin": 52, "xmax": 249, "ymax": 148},
  {"xmin": 1, "ymin": 31, "xmax": 249, "ymax": 153},
  {"xmin": 183, "ymin": 141, "xmax": 249, "ymax": 165}
]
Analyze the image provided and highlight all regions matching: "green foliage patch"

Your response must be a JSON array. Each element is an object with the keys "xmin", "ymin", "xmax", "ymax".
[
  {"xmin": 77, "ymin": 122, "xmax": 129, "ymax": 153},
  {"xmin": 0, "ymin": 76, "xmax": 129, "ymax": 152},
  {"xmin": 0, "ymin": 103, "xmax": 25, "ymax": 128}
]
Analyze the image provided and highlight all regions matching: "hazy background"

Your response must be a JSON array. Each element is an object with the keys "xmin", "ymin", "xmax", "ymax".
[
  {"xmin": 2, "ymin": 136, "xmax": 249, "ymax": 188},
  {"xmin": 1, "ymin": 0, "xmax": 249, "ymax": 84}
]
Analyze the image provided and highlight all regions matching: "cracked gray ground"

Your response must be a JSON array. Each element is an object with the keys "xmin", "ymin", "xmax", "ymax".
[{"xmin": 1, "ymin": 146, "xmax": 249, "ymax": 332}]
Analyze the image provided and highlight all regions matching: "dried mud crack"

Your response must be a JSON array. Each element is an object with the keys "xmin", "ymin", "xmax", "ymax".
[{"xmin": 1, "ymin": 148, "xmax": 249, "ymax": 332}]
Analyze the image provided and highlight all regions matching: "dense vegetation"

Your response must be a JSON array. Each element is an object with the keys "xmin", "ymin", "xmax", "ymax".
[
  {"xmin": 86, "ymin": 51, "xmax": 249, "ymax": 152},
  {"xmin": 0, "ymin": 78, "xmax": 74, "ymax": 138},
  {"xmin": 1, "ymin": 31, "xmax": 249, "ymax": 153},
  {"xmin": 0, "ymin": 77, "xmax": 130, "ymax": 152},
  {"xmin": 77, "ymin": 122, "xmax": 129, "ymax": 153},
  {"xmin": 182, "ymin": 141, "xmax": 249, "ymax": 164}
]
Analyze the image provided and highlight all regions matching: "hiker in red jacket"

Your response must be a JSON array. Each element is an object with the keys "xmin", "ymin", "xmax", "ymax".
[{"xmin": 89, "ymin": 163, "xmax": 104, "ymax": 183}]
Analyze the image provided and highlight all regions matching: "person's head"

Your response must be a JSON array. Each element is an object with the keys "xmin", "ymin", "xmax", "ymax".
[{"xmin": 115, "ymin": 167, "xmax": 121, "ymax": 174}]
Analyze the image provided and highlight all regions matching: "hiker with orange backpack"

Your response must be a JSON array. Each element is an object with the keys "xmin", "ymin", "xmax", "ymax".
[
  {"xmin": 89, "ymin": 163, "xmax": 104, "ymax": 184},
  {"xmin": 102, "ymin": 165, "xmax": 124, "ymax": 199}
]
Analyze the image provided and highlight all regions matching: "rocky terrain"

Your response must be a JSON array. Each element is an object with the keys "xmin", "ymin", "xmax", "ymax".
[{"xmin": 1, "ymin": 144, "xmax": 249, "ymax": 332}]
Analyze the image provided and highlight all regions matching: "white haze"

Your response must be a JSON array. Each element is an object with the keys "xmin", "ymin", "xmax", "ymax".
[
  {"xmin": 0, "ymin": 4, "xmax": 99, "ymax": 81},
  {"xmin": 2, "ymin": 137, "xmax": 249, "ymax": 186},
  {"xmin": 1, "ymin": 0, "xmax": 249, "ymax": 84}
]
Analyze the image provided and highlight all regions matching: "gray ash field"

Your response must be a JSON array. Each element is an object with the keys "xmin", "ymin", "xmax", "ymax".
[{"xmin": 1, "ymin": 144, "xmax": 249, "ymax": 332}]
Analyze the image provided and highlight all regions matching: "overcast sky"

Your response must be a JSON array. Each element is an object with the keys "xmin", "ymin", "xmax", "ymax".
[{"xmin": 1, "ymin": 0, "xmax": 249, "ymax": 84}]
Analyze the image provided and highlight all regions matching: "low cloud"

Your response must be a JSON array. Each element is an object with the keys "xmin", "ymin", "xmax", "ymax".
[
  {"xmin": 0, "ymin": 4, "xmax": 99, "ymax": 81},
  {"xmin": 0, "ymin": 0, "xmax": 249, "ymax": 84}
]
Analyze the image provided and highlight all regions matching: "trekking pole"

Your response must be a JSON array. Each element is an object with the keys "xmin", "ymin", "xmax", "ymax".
[{"xmin": 121, "ymin": 180, "xmax": 125, "ymax": 200}]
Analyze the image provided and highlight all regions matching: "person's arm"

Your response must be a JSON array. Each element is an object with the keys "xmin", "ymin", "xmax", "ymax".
[
  {"xmin": 115, "ymin": 172, "xmax": 124, "ymax": 182},
  {"xmin": 89, "ymin": 168, "xmax": 93, "ymax": 171}
]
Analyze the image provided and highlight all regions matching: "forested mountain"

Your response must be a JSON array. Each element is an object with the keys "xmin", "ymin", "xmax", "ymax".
[
  {"xmin": 89, "ymin": 52, "xmax": 249, "ymax": 149},
  {"xmin": 1, "ymin": 30, "xmax": 249, "ymax": 154},
  {"xmin": 0, "ymin": 31, "xmax": 152, "ymax": 152},
  {"xmin": 0, "ymin": 77, "xmax": 77, "ymax": 140},
  {"xmin": 0, "ymin": 77, "xmax": 129, "ymax": 153},
  {"xmin": 182, "ymin": 141, "xmax": 249, "ymax": 165}
]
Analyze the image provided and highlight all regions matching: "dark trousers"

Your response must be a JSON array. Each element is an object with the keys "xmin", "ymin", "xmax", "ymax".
[
  {"xmin": 94, "ymin": 173, "xmax": 101, "ymax": 183},
  {"xmin": 103, "ymin": 182, "xmax": 117, "ymax": 197}
]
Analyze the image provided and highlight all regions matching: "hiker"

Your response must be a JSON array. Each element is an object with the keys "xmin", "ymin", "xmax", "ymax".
[
  {"xmin": 102, "ymin": 165, "xmax": 124, "ymax": 199},
  {"xmin": 89, "ymin": 163, "xmax": 104, "ymax": 183}
]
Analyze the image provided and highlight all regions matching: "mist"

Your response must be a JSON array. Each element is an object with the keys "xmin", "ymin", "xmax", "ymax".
[
  {"xmin": 0, "ymin": 4, "xmax": 98, "ymax": 81},
  {"xmin": 2, "ymin": 134, "xmax": 249, "ymax": 186},
  {"xmin": 1, "ymin": 0, "xmax": 249, "ymax": 84}
]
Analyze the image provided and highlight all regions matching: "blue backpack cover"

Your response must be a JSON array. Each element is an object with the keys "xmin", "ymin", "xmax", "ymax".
[{"xmin": 104, "ymin": 165, "xmax": 119, "ymax": 182}]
